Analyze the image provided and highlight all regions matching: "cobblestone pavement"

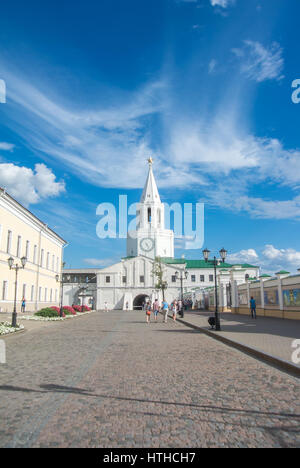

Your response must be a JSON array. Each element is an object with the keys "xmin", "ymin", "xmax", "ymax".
[
  {"xmin": 181, "ymin": 310, "xmax": 300, "ymax": 366},
  {"xmin": 0, "ymin": 310, "xmax": 299, "ymax": 448}
]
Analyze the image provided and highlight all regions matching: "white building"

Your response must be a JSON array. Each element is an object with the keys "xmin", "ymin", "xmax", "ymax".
[
  {"xmin": 0, "ymin": 187, "xmax": 67, "ymax": 313},
  {"xmin": 63, "ymin": 159, "xmax": 259, "ymax": 310}
]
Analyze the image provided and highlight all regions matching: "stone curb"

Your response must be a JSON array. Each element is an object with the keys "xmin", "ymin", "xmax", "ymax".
[
  {"xmin": 0, "ymin": 328, "xmax": 26, "ymax": 339},
  {"xmin": 174, "ymin": 315, "xmax": 300, "ymax": 379}
]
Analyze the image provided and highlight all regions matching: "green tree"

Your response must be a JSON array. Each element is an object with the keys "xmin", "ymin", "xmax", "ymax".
[{"xmin": 152, "ymin": 256, "xmax": 168, "ymax": 301}]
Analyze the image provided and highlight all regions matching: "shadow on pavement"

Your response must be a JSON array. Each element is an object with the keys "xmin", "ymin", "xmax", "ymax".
[{"xmin": 0, "ymin": 383, "xmax": 299, "ymax": 421}]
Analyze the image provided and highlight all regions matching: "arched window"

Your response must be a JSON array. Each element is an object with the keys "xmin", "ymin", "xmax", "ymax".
[{"xmin": 148, "ymin": 208, "xmax": 151, "ymax": 223}]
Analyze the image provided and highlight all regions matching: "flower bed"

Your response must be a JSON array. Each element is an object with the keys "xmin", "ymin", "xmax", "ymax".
[
  {"xmin": 0, "ymin": 321, "xmax": 25, "ymax": 335},
  {"xmin": 73, "ymin": 305, "xmax": 91, "ymax": 313},
  {"xmin": 20, "ymin": 310, "xmax": 94, "ymax": 322}
]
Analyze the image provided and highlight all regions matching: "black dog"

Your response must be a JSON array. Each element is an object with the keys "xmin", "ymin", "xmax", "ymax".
[{"xmin": 208, "ymin": 316, "xmax": 216, "ymax": 329}]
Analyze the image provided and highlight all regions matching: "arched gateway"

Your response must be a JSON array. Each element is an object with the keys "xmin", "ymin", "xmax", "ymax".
[{"xmin": 133, "ymin": 294, "xmax": 150, "ymax": 310}]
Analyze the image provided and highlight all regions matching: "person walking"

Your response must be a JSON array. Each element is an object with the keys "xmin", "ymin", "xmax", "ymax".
[
  {"xmin": 126, "ymin": 301, "xmax": 129, "ymax": 311},
  {"xmin": 172, "ymin": 301, "xmax": 178, "ymax": 322},
  {"xmin": 178, "ymin": 299, "xmax": 183, "ymax": 318},
  {"xmin": 162, "ymin": 299, "xmax": 169, "ymax": 323},
  {"xmin": 250, "ymin": 296, "xmax": 257, "ymax": 319},
  {"xmin": 21, "ymin": 297, "xmax": 26, "ymax": 313},
  {"xmin": 104, "ymin": 301, "xmax": 108, "ymax": 312},
  {"xmin": 153, "ymin": 299, "xmax": 160, "ymax": 322},
  {"xmin": 146, "ymin": 301, "xmax": 152, "ymax": 324}
]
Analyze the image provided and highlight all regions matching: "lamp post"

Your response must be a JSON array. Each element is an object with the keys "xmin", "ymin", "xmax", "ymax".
[
  {"xmin": 8, "ymin": 256, "xmax": 27, "ymax": 327},
  {"xmin": 55, "ymin": 264, "xmax": 69, "ymax": 318},
  {"xmin": 175, "ymin": 269, "xmax": 188, "ymax": 317},
  {"xmin": 80, "ymin": 286, "xmax": 88, "ymax": 312},
  {"xmin": 202, "ymin": 248, "xmax": 227, "ymax": 331}
]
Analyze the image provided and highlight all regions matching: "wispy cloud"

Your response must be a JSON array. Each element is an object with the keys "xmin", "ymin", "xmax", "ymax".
[
  {"xmin": 83, "ymin": 257, "xmax": 120, "ymax": 267},
  {"xmin": 0, "ymin": 142, "xmax": 14, "ymax": 151},
  {"xmin": 232, "ymin": 40, "xmax": 284, "ymax": 82},
  {"xmin": 1, "ymin": 51, "xmax": 300, "ymax": 220}
]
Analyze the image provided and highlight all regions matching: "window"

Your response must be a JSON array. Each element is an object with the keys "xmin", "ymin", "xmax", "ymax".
[
  {"xmin": 140, "ymin": 275, "xmax": 145, "ymax": 283},
  {"xmin": 16, "ymin": 235, "xmax": 22, "ymax": 257},
  {"xmin": 46, "ymin": 252, "xmax": 50, "ymax": 270},
  {"xmin": 50, "ymin": 289, "xmax": 53, "ymax": 302},
  {"xmin": 22, "ymin": 284, "xmax": 26, "ymax": 299},
  {"xmin": 52, "ymin": 255, "xmax": 55, "ymax": 271},
  {"xmin": 40, "ymin": 249, "xmax": 44, "ymax": 267},
  {"xmin": 200, "ymin": 275, "xmax": 205, "ymax": 282},
  {"xmin": 33, "ymin": 245, "xmax": 37, "ymax": 264},
  {"xmin": 171, "ymin": 275, "xmax": 176, "ymax": 283},
  {"xmin": 55, "ymin": 290, "xmax": 58, "ymax": 302},
  {"xmin": 44, "ymin": 288, "xmax": 47, "ymax": 302},
  {"xmin": 105, "ymin": 276, "xmax": 111, "ymax": 283},
  {"xmin": 148, "ymin": 208, "xmax": 151, "ymax": 223},
  {"xmin": 122, "ymin": 276, "xmax": 126, "ymax": 284},
  {"xmin": 31, "ymin": 285, "xmax": 34, "ymax": 302},
  {"xmin": 209, "ymin": 275, "xmax": 214, "ymax": 282},
  {"xmin": 191, "ymin": 275, "xmax": 196, "ymax": 282},
  {"xmin": 39, "ymin": 287, "xmax": 42, "ymax": 301},
  {"xmin": 6, "ymin": 230, "xmax": 12, "ymax": 253},
  {"xmin": 2, "ymin": 281, "xmax": 8, "ymax": 300},
  {"xmin": 25, "ymin": 241, "xmax": 30, "ymax": 259},
  {"xmin": 56, "ymin": 257, "xmax": 59, "ymax": 272}
]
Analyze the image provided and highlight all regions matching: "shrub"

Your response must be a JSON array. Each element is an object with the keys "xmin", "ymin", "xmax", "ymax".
[
  {"xmin": 73, "ymin": 305, "xmax": 82, "ymax": 312},
  {"xmin": 35, "ymin": 308, "xmax": 62, "ymax": 318},
  {"xmin": 63, "ymin": 306, "xmax": 76, "ymax": 315}
]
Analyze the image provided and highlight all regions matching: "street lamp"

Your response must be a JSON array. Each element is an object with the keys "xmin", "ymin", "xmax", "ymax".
[
  {"xmin": 7, "ymin": 256, "xmax": 27, "ymax": 327},
  {"xmin": 175, "ymin": 269, "xmax": 189, "ymax": 317},
  {"xmin": 202, "ymin": 247, "xmax": 227, "ymax": 331},
  {"xmin": 55, "ymin": 264, "xmax": 69, "ymax": 317},
  {"xmin": 80, "ymin": 285, "xmax": 88, "ymax": 312}
]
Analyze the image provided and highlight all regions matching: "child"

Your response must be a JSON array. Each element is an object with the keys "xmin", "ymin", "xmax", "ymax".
[
  {"xmin": 172, "ymin": 302, "xmax": 177, "ymax": 322},
  {"xmin": 146, "ymin": 301, "xmax": 151, "ymax": 324}
]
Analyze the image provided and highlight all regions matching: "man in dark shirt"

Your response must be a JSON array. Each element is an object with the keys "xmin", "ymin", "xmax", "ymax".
[{"xmin": 250, "ymin": 296, "xmax": 256, "ymax": 319}]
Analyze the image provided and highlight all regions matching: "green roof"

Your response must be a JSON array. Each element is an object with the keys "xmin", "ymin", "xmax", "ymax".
[
  {"xmin": 259, "ymin": 274, "xmax": 272, "ymax": 278},
  {"xmin": 160, "ymin": 258, "xmax": 186, "ymax": 265},
  {"xmin": 160, "ymin": 258, "xmax": 259, "ymax": 270},
  {"xmin": 276, "ymin": 270, "xmax": 290, "ymax": 275}
]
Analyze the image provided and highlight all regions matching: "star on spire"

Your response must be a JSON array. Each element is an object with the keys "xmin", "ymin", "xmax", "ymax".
[{"xmin": 147, "ymin": 156, "xmax": 153, "ymax": 166}]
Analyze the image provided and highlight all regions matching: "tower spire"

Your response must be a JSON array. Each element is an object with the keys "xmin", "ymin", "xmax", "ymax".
[{"xmin": 140, "ymin": 157, "xmax": 161, "ymax": 203}]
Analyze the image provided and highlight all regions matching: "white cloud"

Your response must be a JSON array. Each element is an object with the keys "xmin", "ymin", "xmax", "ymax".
[
  {"xmin": 263, "ymin": 245, "xmax": 300, "ymax": 265},
  {"xmin": 232, "ymin": 40, "xmax": 284, "ymax": 82},
  {"xmin": 0, "ymin": 142, "xmax": 14, "ymax": 151},
  {"xmin": 210, "ymin": 0, "xmax": 235, "ymax": 8},
  {"xmin": 227, "ymin": 249, "xmax": 259, "ymax": 265},
  {"xmin": 0, "ymin": 162, "xmax": 65, "ymax": 206},
  {"xmin": 230, "ymin": 245, "xmax": 300, "ymax": 275}
]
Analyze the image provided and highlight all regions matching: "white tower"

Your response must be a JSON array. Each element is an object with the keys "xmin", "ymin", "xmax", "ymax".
[{"xmin": 127, "ymin": 158, "xmax": 174, "ymax": 260}]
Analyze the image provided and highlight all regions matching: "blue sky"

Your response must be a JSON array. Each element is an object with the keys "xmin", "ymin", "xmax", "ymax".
[{"xmin": 0, "ymin": 0, "xmax": 300, "ymax": 274}]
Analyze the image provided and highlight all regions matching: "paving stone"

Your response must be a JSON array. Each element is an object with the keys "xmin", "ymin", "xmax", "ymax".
[{"xmin": 0, "ymin": 310, "xmax": 299, "ymax": 448}]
